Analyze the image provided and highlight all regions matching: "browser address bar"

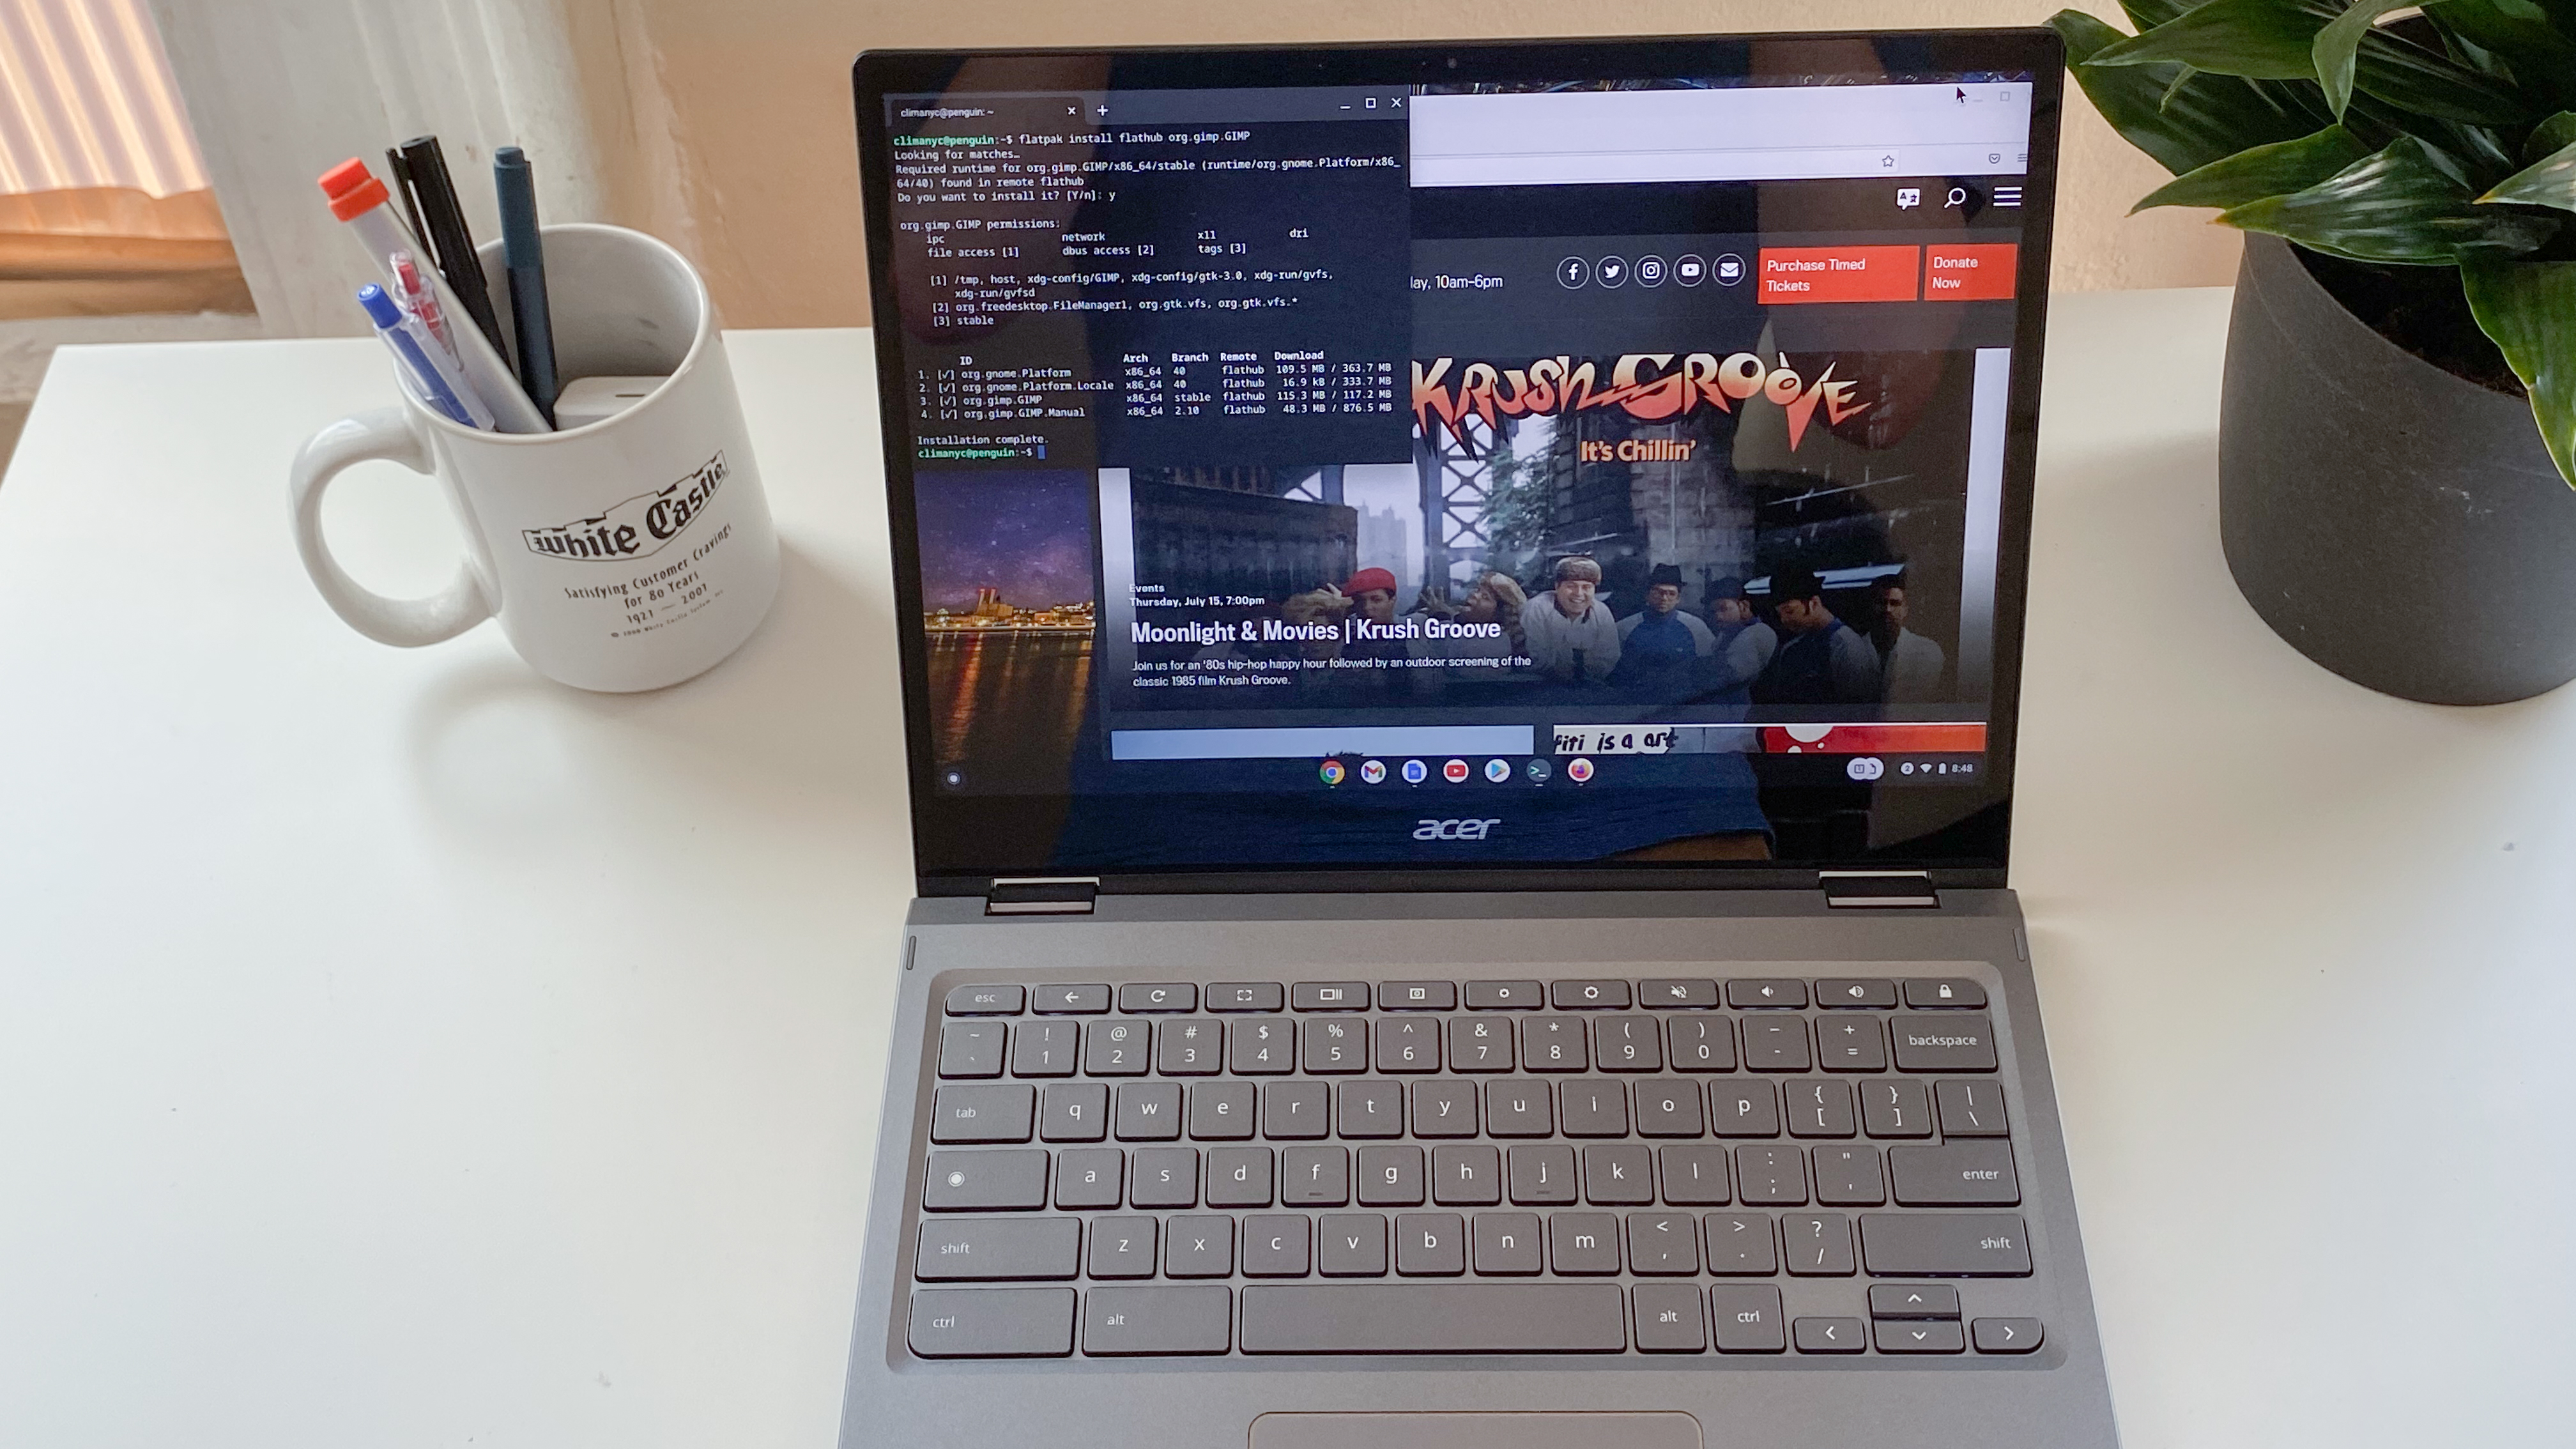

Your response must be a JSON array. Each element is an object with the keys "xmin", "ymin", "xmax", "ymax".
[{"xmin": 1412, "ymin": 143, "xmax": 2025, "ymax": 188}]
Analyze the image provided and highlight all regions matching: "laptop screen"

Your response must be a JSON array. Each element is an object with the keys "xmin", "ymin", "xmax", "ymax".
[{"xmin": 854, "ymin": 34, "xmax": 2061, "ymax": 886}]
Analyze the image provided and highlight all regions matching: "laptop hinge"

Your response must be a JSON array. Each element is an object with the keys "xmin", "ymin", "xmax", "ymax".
[
  {"xmin": 1818, "ymin": 870, "xmax": 1941, "ymax": 908},
  {"xmin": 985, "ymin": 877, "xmax": 1100, "ymax": 916}
]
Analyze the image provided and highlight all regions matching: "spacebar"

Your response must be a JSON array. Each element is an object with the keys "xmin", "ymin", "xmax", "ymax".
[{"xmin": 1239, "ymin": 1284, "xmax": 1628, "ymax": 1354}]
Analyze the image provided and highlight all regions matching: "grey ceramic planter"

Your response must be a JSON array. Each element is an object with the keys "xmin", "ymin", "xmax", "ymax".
[{"xmin": 2220, "ymin": 232, "xmax": 2576, "ymax": 704}]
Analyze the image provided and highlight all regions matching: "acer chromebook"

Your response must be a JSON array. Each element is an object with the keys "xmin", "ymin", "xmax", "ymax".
[{"xmin": 843, "ymin": 29, "xmax": 2119, "ymax": 1449}]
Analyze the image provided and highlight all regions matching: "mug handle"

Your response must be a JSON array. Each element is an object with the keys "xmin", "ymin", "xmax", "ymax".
[{"xmin": 288, "ymin": 407, "xmax": 495, "ymax": 647}]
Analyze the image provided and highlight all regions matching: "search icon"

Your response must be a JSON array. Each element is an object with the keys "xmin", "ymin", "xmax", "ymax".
[{"xmin": 1945, "ymin": 186, "xmax": 1968, "ymax": 208}]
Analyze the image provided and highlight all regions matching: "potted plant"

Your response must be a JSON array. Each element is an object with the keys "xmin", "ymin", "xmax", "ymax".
[{"xmin": 2051, "ymin": 0, "xmax": 2576, "ymax": 703}]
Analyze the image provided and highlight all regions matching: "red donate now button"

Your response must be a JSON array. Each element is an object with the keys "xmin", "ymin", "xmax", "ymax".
[
  {"xmin": 1757, "ymin": 245, "xmax": 1920, "ymax": 304},
  {"xmin": 1924, "ymin": 243, "xmax": 2019, "ymax": 300}
]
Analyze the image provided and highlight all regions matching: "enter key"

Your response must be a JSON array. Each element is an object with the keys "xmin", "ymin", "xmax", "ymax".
[{"xmin": 1890, "ymin": 1140, "xmax": 2021, "ymax": 1205}]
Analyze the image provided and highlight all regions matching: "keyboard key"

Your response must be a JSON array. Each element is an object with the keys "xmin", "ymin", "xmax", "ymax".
[
  {"xmin": 915, "ymin": 1216, "xmax": 1078, "ymax": 1280},
  {"xmin": 1582, "ymin": 1144, "xmax": 1653, "ymax": 1204},
  {"xmin": 1905, "ymin": 977, "xmax": 1987, "ymax": 1009},
  {"xmin": 1447, "ymin": 1016, "xmax": 1514, "ymax": 1071},
  {"xmin": 930, "ymin": 1084, "xmax": 1034, "ymax": 1144},
  {"xmin": 1876, "ymin": 1317, "xmax": 1966, "ymax": 1353},
  {"xmin": 1155, "ymin": 1018, "xmax": 1222, "ymax": 1075},
  {"xmin": 909, "ymin": 1286, "xmax": 1073, "ymax": 1358},
  {"xmin": 1486, "ymin": 1082, "xmax": 1555, "ymax": 1137},
  {"xmin": 1262, "ymin": 1080, "xmax": 1330, "ymax": 1140},
  {"xmin": 1548, "ymin": 1213, "xmax": 1621, "ymax": 1273},
  {"xmin": 1358, "ymin": 1145, "xmax": 1425, "ymax": 1206},
  {"xmin": 1291, "ymin": 981, "xmax": 1368, "ymax": 1011},
  {"xmin": 1186, "ymin": 1081, "xmax": 1255, "ymax": 1140},
  {"xmin": 1087, "ymin": 1215, "xmax": 1156, "ymax": 1277},
  {"xmin": 1785, "ymin": 1079, "xmax": 1856, "ymax": 1138},
  {"xmin": 1858, "ymin": 1212, "xmax": 2033, "ymax": 1276},
  {"xmin": 1397, "ymin": 1213, "xmax": 1466, "ymax": 1275},
  {"xmin": 1935, "ymin": 1080, "xmax": 2009, "ymax": 1135},
  {"xmin": 1119, "ymin": 983, "xmax": 1197, "ymax": 1013},
  {"xmin": 1318, "ymin": 1213, "xmax": 1386, "ymax": 1276},
  {"xmin": 1473, "ymin": 1211, "xmax": 1544, "ymax": 1274},
  {"xmin": 1239, "ymin": 1284, "xmax": 1627, "ymax": 1353},
  {"xmin": 1130, "ymin": 1147, "xmax": 1198, "ymax": 1208},
  {"xmin": 945, "ymin": 985, "xmax": 1025, "ymax": 1016},
  {"xmin": 1728, "ymin": 979, "xmax": 1808, "ymax": 1009},
  {"xmin": 1594, "ymin": 1016, "xmax": 1663, "ymax": 1071},
  {"xmin": 1891, "ymin": 1142, "xmax": 2021, "ymax": 1206},
  {"xmin": 1206, "ymin": 981, "xmax": 1284, "ymax": 1012},
  {"xmin": 1561, "ymin": 1081, "xmax": 1629, "ymax": 1138},
  {"xmin": 1114, "ymin": 1082, "xmax": 1181, "ymax": 1142},
  {"xmin": 1032, "ymin": 984, "xmax": 1110, "ymax": 1015},
  {"xmin": 1208, "ymin": 1146, "xmax": 1275, "ymax": 1207},
  {"xmin": 1431, "ymin": 1144, "xmax": 1502, "ymax": 1206},
  {"xmin": 1892, "ymin": 1013, "xmax": 1998, "ymax": 1072},
  {"xmin": 1041, "ymin": 1083, "xmax": 1108, "ymax": 1143},
  {"xmin": 1782, "ymin": 1212, "xmax": 1855, "ymax": 1275},
  {"xmin": 1378, "ymin": 980, "xmax": 1457, "ymax": 1010},
  {"xmin": 1666, "ymin": 1017, "xmax": 1735, "ymax": 1071},
  {"xmin": 1742, "ymin": 1016, "xmax": 1812, "ymax": 1071},
  {"xmin": 1634, "ymin": 1080, "xmax": 1705, "ymax": 1138},
  {"xmin": 1860, "ymin": 1079, "xmax": 1935, "ymax": 1138},
  {"xmin": 1084, "ymin": 1284, "xmax": 1231, "ymax": 1354},
  {"xmin": 1816, "ymin": 1016, "xmax": 1887, "ymax": 1073},
  {"xmin": 937, "ymin": 1022, "xmax": 1006, "ymax": 1078},
  {"xmin": 1010, "ymin": 1020, "xmax": 1079, "ymax": 1077},
  {"xmin": 1464, "ymin": 979, "xmax": 1544, "ymax": 1009},
  {"xmin": 1710, "ymin": 1284, "xmax": 1786, "ymax": 1351},
  {"xmin": 1411, "ymin": 1081, "xmax": 1478, "ymax": 1138},
  {"xmin": 923, "ymin": 1149, "xmax": 1048, "ymax": 1211},
  {"xmin": 1164, "ymin": 1215, "xmax": 1234, "ymax": 1276},
  {"xmin": 1337, "ymin": 1082, "xmax": 1404, "ymax": 1138},
  {"xmin": 1522, "ymin": 1016, "xmax": 1588, "ymax": 1071},
  {"xmin": 1552, "ymin": 979, "xmax": 1632, "ymax": 1009},
  {"xmin": 1973, "ymin": 1316, "xmax": 2046, "ymax": 1353},
  {"xmin": 1280, "ymin": 1146, "xmax": 1349, "ymax": 1206},
  {"xmin": 1227, "ymin": 1018, "xmax": 1295, "ymax": 1075},
  {"xmin": 1376, "ymin": 1018, "xmax": 1441, "ymax": 1072},
  {"xmin": 1632, "ymin": 1282, "xmax": 1707, "ymax": 1351},
  {"xmin": 1794, "ymin": 1316, "xmax": 1866, "ymax": 1353},
  {"xmin": 1625, "ymin": 1212, "xmax": 1699, "ymax": 1274},
  {"xmin": 1054, "ymin": 1147, "xmax": 1123, "ymax": 1209},
  {"xmin": 1869, "ymin": 1284, "xmax": 1961, "ymax": 1319},
  {"xmin": 1303, "ymin": 1018, "xmax": 1367, "ymax": 1073},
  {"xmin": 1735, "ymin": 1145, "xmax": 1809, "ymax": 1205},
  {"xmin": 1705, "ymin": 1213, "xmax": 1778, "ymax": 1275},
  {"xmin": 1813, "ymin": 1146, "xmax": 1887, "ymax": 1206},
  {"xmin": 1639, "ymin": 978, "xmax": 1719, "ymax": 1008},
  {"xmin": 1082, "ymin": 1020, "xmax": 1149, "ymax": 1077},
  {"xmin": 1243, "ymin": 1214, "xmax": 1312, "ymax": 1276},
  {"xmin": 1816, "ymin": 978, "xmax": 1899, "ymax": 1009},
  {"xmin": 1710, "ymin": 1082, "xmax": 1781, "ymax": 1138},
  {"xmin": 1658, "ymin": 1144, "xmax": 1731, "ymax": 1205},
  {"xmin": 1508, "ymin": 1144, "xmax": 1579, "ymax": 1206}
]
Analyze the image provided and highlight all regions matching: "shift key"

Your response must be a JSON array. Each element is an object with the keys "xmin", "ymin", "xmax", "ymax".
[
  {"xmin": 924, "ymin": 1149, "xmax": 1050, "ymax": 1211},
  {"xmin": 1860, "ymin": 1213, "xmax": 2032, "ymax": 1276}
]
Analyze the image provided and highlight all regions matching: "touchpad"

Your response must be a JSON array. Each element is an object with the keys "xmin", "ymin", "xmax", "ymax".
[{"xmin": 1250, "ymin": 1413, "xmax": 1701, "ymax": 1449}]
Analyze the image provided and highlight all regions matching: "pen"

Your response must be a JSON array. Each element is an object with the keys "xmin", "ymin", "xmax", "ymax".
[
  {"xmin": 383, "ymin": 147, "xmax": 428, "ymax": 257},
  {"xmin": 493, "ymin": 147, "xmax": 559, "ymax": 426},
  {"xmin": 358, "ymin": 284, "xmax": 494, "ymax": 429},
  {"xmin": 391, "ymin": 250, "xmax": 457, "ymax": 365},
  {"xmin": 318, "ymin": 158, "xmax": 548, "ymax": 432},
  {"xmin": 390, "ymin": 135, "xmax": 508, "ymax": 361}
]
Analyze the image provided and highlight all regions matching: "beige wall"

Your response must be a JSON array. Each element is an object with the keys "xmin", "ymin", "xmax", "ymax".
[{"xmin": 571, "ymin": 0, "xmax": 2238, "ymax": 330}]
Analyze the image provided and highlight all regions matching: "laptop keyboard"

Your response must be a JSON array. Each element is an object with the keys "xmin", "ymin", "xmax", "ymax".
[{"xmin": 904, "ymin": 975, "xmax": 2045, "ymax": 1360}]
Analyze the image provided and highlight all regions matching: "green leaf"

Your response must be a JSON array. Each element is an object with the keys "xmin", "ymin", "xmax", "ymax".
[
  {"xmin": 2530, "ymin": 112, "xmax": 2576, "ymax": 165},
  {"xmin": 2480, "ymin": 138, "xmax": 2576, "ymax": 211},
  {"xmin": 2462, "ymin": 259, "xmax": 2576, "ymax": 487},
  {"xmin": 2219, "ymin": 134, "xmax": 2563, "ymax": 261},
  {"xmin": 2053, "ymin": 9, "xmax": 2326, "ymax": 174},
  {"xmin": 2315, "ymin": 3, "xmax": 2413, "ymax": 118},
  {"xmin": 2421, "ymin": 0, "xmax": 2576, "ymax": 111},
  {"xmin": 2087, "ymin": 0, "xmax": 2325, "ymax": 77},
  {"xmin": 2134, "ymin": 124, "xmax": 2373, "ymax": 210}
]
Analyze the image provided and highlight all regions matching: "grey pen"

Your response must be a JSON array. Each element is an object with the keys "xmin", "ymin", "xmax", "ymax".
[{"xmin": 493, "ymin": 146, "xmax": 558, "ymax": 426}]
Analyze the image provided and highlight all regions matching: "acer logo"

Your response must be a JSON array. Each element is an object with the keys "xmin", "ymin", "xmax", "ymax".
[{"xmin": 1414, "ymin": 818, "xmax": 1502, "ymax": 841}]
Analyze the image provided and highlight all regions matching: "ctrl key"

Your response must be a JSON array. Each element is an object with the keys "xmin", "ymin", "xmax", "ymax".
[{"xmin": 909, "ymin": 1287, "xmax": 1074, "ymax": 1358}]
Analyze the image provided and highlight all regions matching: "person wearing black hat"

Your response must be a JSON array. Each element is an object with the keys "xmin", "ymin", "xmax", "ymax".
[
  {"xmin": 1754, "ymin": 565, "xmax": 1881, "ymax": 705},
  {"xmin": 1611, "ymin": 562, "xmax": 1714, "ymax": 694},
  {"xmin": 1700, "ymin": 575, "xmax": 1777, "ymax": 707}
]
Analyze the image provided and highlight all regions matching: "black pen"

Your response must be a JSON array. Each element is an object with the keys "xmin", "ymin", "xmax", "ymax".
[
  {"xmin": 493, "ymin": 147, "xmax": 558, "ymax": 426},
  {"xmin": 391, "ymin": 135, "xmax": 507, "ymax": 360}
]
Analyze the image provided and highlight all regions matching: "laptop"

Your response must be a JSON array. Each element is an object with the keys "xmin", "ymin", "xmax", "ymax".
[{"xmin": 843, "ymin": 30, "xmax": 2117, "ymax": 1449}]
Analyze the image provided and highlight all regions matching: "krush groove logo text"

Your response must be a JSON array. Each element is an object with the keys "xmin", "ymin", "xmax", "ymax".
[
  {"xmin": 521, "ymin": 453, "xmax": 728, "ymax": 562},
  {"xmin": 1413, "ymin": 353, "xmax": 1868, "ymax": 449}
]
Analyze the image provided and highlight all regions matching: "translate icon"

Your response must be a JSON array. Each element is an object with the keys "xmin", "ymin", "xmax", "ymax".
[{"xmin": 1896, "ymin": 187, "xmax": 1920, "ymax": 209}]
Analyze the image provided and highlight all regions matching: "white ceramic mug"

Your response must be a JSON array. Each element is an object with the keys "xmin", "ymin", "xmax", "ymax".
[{"xmin": 289, "ymin": 223, "xmax": 779, "ymax": 693}]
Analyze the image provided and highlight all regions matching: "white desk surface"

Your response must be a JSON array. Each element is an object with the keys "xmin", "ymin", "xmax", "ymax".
[{"xmin": 2, "ymin": 291, "xmax": 2570, "ymax": 1447}]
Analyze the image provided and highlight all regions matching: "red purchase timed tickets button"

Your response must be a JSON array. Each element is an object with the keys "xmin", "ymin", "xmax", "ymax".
[{"xmin": 1756, "ymin": 245, "xmax": 1920, "ymax": 303}]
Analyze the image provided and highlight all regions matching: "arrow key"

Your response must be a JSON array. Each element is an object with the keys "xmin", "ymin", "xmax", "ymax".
[
  {"xmin": 1793, "ymin": 1315, "xmax": 1866, "ymax": 1353},
  {"xmin": 1973, "ymin": 1317, "xmax": 2045, "ymax": 1353},
  {"xmin": 1875, "ymin": 1318, "xmax": 1965, "ymax": 1353},
  {"xmin": 1867, "ymin": 1282, "xmax": 1961, "ymax": 1319}
]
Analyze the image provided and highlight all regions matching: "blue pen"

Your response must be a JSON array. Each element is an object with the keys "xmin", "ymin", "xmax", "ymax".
[
  {"xmin": 357, "ymin": 284, "xmax": 493, "ymax": 429},
  {"xmin": 494, "ymin": 147, "xmax": 558, "ymax": 426}
]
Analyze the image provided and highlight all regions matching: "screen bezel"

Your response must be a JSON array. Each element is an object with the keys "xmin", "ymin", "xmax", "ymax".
[{"xmin": 852, "ymin": 30, "xmax": 2064, "ymax": 898}]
